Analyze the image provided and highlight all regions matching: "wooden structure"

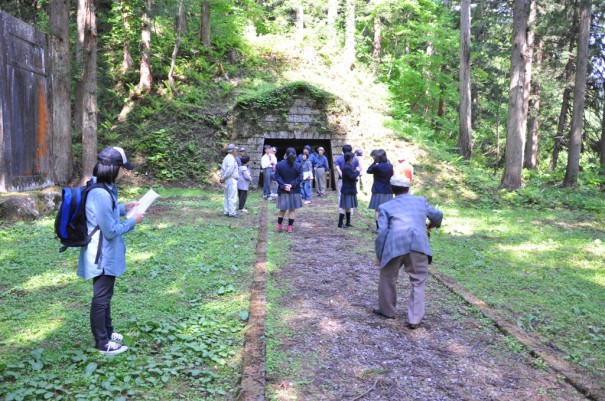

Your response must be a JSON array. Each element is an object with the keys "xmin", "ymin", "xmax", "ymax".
[{"xmin": 0, "ymin": 11, "xmax": 52, "ymax": 192}]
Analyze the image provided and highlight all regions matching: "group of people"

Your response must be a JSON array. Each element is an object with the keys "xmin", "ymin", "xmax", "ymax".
[
  {"xmin": 220, "ymin": 142, "xmax": 443, "ymax": 330},
  {"xmin": 74, "ymin": 142, "xmax": 441, "ymax": 357}
]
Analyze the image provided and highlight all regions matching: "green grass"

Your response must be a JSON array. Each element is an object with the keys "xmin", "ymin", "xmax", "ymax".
[
  {"xmin": 0, "ymin": 189, "xmax": 260, "ymax": 400},
  {"xmin": 430, "ymin": 205, "xmax": 605, "ymax": 373}
]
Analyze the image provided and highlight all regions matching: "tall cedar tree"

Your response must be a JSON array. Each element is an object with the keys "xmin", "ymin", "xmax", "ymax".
[
  {"xmin": 138, "ymin": 0, "xmax": 152, "ymax": 92},
  {"xmin": 524, "ymin": 35, "xmax": 542, "ymax": 170},
  {"xmin": 200, "ymin": 1, "xmax": 211, "ymax": 47},
  {"xmin": 49, "ymin": 0, "xmax": 72, "ymax": 183},
  {"xmin": 458, "ymin": 0, "xmax": 472, "ymax": 159},
  {"xmin": 563, "ymin": 0, "xmax": 592, "ymax": 187},
  {"xmin": 501, "ymin": 0, "xmax": 534, "ymax": 189},
  {"xmin": 75, "ymin": 0, "xmax": 98, "ymax": 179}
]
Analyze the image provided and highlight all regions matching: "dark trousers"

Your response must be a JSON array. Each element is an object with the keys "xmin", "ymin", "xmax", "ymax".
[
  {"xmin": 238, "ymin": 189, "xmax": 248, "ymax": 210},
  {"xmin": 263, "ymin": 169, "xmax": 272, "ymax": 197},
  {"xmin": 91, "ymin": 274, "xmax": 116, "ymax": 349}
]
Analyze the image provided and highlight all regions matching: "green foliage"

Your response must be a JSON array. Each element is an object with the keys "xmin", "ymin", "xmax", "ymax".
[
  {"xmin": 235, "ymin": 81, "xmax": 333, "ymax": 112},
  {"xmin": 0, "ymin": 191, "xmax": 260, "ymax": 400}
]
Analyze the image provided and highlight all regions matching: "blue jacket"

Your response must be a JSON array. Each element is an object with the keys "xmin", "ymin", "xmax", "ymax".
[
  {"xmin": 367, "ymin": 162, "xmax": 394, "ymax": 194},
  {"xmin": 375, "ymin": 194, "xmax": 443, "ymax": 267},
  {"xmin": 274, "ymin": 160, "xmax": 303, "ymax": 194},
  {"xmin": 340, "ymin": 163, "xmax": 360, "ymax": 194},
  {"xmin": 78, "ymin": 180, "xmax": 136, "ymax": 280},
  {"xmin": 314, "ymin": 155, "xmax": 330, "ymax": 170}
]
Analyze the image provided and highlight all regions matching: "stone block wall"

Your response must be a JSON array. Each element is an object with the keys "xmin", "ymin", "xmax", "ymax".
[{"xmin": 233, "ymin": 95, "xmax": 352, "ymax": 188}]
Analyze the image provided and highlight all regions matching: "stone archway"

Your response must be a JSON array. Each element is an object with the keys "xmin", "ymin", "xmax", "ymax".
[{"xmin": 231, "ymin": 82, "xmax": 354, "ymax": 189}]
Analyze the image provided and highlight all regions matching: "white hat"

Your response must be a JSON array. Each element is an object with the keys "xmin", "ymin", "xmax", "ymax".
[{"xmin": 391, "ymin": 174, "xmax": 412, "ymax": 187}]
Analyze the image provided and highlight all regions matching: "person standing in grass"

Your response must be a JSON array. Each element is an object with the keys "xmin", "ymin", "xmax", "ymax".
[
  {"xmin": 78, "ymin": 147, "xmax": 145, "ymax": 355},
  {"xmin": 220, "ymin": 144, "xmax": 239, "ymax": 218},
  {"xmin": 300, "ymin": 152, "xmax": 313, "ymax": 204},
  {"xmin": 373, "ymin": 174, "xmax": 443, "ymax": 330},
  {"xmin": 367, "ymin": 149, "xmax": 394, "ymax": 230},
  {"xmin": 274, "ymin": 147, "xmax": 303, "ymax": 233},
  {"xmin": 237, "ymin": 155, "xmax": 252, "ymax": 213},
  {"xmin": 338, "ymin": 152, "xmax": 361, "ymax": 228},
  {"xmin": 314, "ymin": 147, "xmax": 330, "ymax": 197},
  {"xmin": 260, "ymin": 145, "xmax": 273, "ymax": 199}
]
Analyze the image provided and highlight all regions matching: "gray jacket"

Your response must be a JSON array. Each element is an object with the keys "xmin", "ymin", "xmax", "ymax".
[
  {"xmin": 375, "ymin": 193, "xmax": 443, "ymax": 267},
  {"xmin": 78, "ymin": 181, "xmax": 136, "ymax": 280},
  {"xmin": 237, "ymin": 166, "xmax": 252, "ymax": 190}
]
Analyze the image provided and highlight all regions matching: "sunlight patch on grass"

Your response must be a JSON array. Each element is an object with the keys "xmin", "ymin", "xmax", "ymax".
[{"xmin": 21, "ymin": 271, "xmax": 77, "ymax": 292}]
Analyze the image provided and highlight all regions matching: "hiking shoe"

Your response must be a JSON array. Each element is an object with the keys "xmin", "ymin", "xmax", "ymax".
[
  {"xmin": 99, "ymin": 341, "xmax": 128, "ymax": 355},
  {"xmin": 286, "ymin": 225, "xmax": 293, "ymax": 233},
  {"xmin": 277, "ymin": 224, "xmax": 283, "ymax": 232},
  {"xmin": 110, "ymin": 332, "xmax": 123, "ymax": 342}
]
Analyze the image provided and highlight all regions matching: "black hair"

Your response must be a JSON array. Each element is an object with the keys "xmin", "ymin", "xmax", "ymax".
[
  {"xmin": 392, "ymin": 185, "xmax": 410, "ymax": 195},
  {"xmin": 373, "ymin": 149, "xmax": 387, "ymax": 163},
  {"xmin": 301, "ymin": 153, "xmax": 308, "ymax": 159},
  {"xmin": 342, "ymin": 144, "xmax": 353, "ymax": 153},
  {"xmin": 344, "ymin": 152, "xmax": 354, "ymax": 163},
  {"xmin": 354, "ymin": 149, "xmax": 363, "ymax": 156},
  {"xmin": 285, "ymin": 147, "xmax": 297, "ymax": 165},
  {"xmin": 93, "ymin": 162, "xmax": 121, "ymax": 184},
  {"xmin": 264, "ymin": 145, "xmax": 271, "ymax": 151},
  {"xmin": 241, "ymin": 155, "xmax": 250, "ymax": 164}
]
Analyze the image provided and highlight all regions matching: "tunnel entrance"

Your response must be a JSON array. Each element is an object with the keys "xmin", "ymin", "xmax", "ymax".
[{"xmin": 259, "ymin": 138, "xmax": 335, "ymax": 191}]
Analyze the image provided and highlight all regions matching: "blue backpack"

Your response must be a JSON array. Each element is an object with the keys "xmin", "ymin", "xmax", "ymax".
[{"xmin": 54, "ymin": 182, "xmax": 116, "ymax": 262}]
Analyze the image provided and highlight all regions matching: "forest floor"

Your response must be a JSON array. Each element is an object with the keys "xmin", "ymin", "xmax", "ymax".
[{"xmin": 262, "ymin": 191, "xmax": 587, "ymax": 401}]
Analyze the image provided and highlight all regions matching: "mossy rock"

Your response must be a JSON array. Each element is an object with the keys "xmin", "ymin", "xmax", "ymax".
[{"xmin": 0, "ymin": 188, "xmax": 61, "ymax": 223}]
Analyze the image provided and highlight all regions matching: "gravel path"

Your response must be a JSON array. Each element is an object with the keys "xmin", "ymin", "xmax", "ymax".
[{"xmin": 264, "ymin": 192, "xmax": 586, "ymax": 401}]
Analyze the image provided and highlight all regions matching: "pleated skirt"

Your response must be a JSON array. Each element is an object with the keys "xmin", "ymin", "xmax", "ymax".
[
  {"xmin": 339, "ymin": 193, "xmax": 358, "ymax": 209},
  {"xmin": 276, "ymin": 193, "xmax": 303, "ymax": 210},
  {"xmin": 369, "ymin": 193, "xmax": 393, "ymax": 210}
]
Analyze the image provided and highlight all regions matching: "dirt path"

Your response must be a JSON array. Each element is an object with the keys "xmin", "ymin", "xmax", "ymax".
[{"xmin": 264, "ymin": 192, "xmax": 586, "ymax": 401}]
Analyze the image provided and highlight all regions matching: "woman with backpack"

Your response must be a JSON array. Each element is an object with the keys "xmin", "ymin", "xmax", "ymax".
[{"xmin": 77, "ymin": 147, "xmax": 145, "ymax": 355}]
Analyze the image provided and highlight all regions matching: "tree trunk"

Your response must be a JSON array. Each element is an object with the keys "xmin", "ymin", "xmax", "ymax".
[
  {"xmin": 296, "ymin": 4, "xmax": 304, "ymax": 34},
  {"xmin": 168, "ymin": 0, "xmax": 185, "ymax": 96},
  {"xmin": 372, "ymin": 14, "xmax": 381, "ymax": 75},
  {"xmin": 501, "ymin": 0, "xmax": 532, "ymax": 190},
  {"xmin": 177, "ymin": 0, "xmax": 187, "ymax": 34},
  {"xmin": 343, "ymin": 0, "xmax": 355, "ymax": 69},
  {"xmin": 49, "ymin": 0, "xmax": 72, "ymax": 184},
  {"xmin": 495, "ymin": 93, "xmax": 503, "ymax": 171},
  {"xmin": 600, "ymin": 84, "xmax": 605, "ymax": 176},
  {"xmin": 121, "ymin": 0, "xmax": 133, "ymax": 74},
  {"xmin": 458, "ymin": 0, "xmax": 472, "ymax": 160},
  {"xmin": 524, "ymin": 35, "xmax": 542, "ymax": 170},
  {"xmin": 552, "ymin": 3, "xmax": 578, "ymax": 171},
  {"xmin": 563, "ymin": 0, "xmax": 591, "ymax": 187},
  {"xmin": 75, "ymin": 0, "xmax": 98, "ymax": 180},
  {"xmin": 138, "ymin": 0, "xmax": 152, "ymax": 92},
  {"xmin": 200, "ymin": 1, "xmax": 211, "ymax": 48}
]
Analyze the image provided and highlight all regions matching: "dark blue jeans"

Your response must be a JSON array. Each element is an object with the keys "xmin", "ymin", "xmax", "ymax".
[
  {"xmin": 91, "ymin": 274, "xmax": 116, "ymax": 349},
  {"xmin": 263, "ymin": 169, "xmax": 272, "ymax": 197},
  {"xmin": 301, "ymin": 180, "xmax": 311, "ymax": 201}
]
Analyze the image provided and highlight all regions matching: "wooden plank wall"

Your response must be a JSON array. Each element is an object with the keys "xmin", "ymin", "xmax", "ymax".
[{"xmin": 0, "ymin": 11, "xmax": 52, "ymax": 192}]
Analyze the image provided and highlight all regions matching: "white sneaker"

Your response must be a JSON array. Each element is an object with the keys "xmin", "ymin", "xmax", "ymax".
[
  {"xmin": 239, "ymin": 208, "xmax": 249, "ymax": 213},
  {"xmin": 110, "ymin": 332, "xmax": 123, "ymax": 342},
  {"xmin": 99, "ymin": 341, "xmax": 128, "ymax": 355}
]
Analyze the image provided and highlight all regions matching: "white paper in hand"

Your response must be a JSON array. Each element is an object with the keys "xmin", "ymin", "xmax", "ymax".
[{"xmin": 127, "ymin": 189, "xmax": 160, "ymax": 218}]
